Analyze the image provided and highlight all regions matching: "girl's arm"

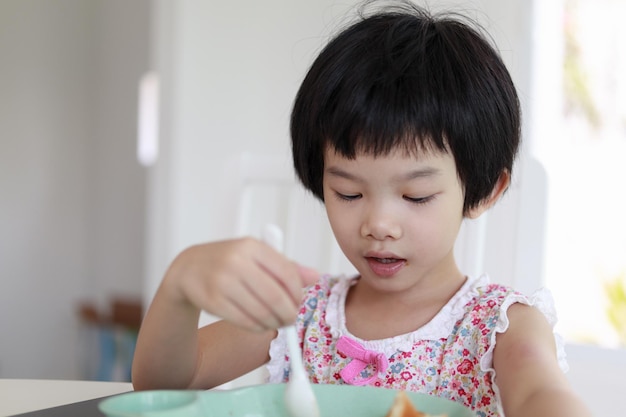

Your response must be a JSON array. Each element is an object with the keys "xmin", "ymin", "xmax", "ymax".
[
  {"xmin": 493, "ymin": 303, "xmax": 592, "ymax": 417},
  {"xmin": 131, "ymin": 238, "xmax": 318, "ymax": 391}
]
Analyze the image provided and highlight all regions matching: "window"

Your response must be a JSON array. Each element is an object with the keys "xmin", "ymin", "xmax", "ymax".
[{"xmin": 533, "ymin": 0, "xmax": 626, "ymax": 348}]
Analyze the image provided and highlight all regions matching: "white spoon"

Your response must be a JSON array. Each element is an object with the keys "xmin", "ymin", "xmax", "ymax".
[{"xmin": 262, "ymin": 224, "xmax": 321, "ymax": 417}]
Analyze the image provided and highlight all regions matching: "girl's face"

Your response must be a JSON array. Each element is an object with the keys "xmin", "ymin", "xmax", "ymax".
[{"xmin": 322, "ymin": 146, "xmax": 468, "ymax": 294}]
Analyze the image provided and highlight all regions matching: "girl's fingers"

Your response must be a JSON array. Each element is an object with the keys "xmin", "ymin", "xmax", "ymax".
[
  {"xmin": 248, "ymin": 269, "xmax": 302, "ymax": 324},
  {"xmin": 174, "ymin": 237, "xmax": 318, "ymax": 331},
  {"xmin": 254, "ymin": 242, "xmax": 320, "ymax": 306},
  {"xmin": 222, "ymin": 293, "xmax": 279, "ymax": 332},
  {"xmin": 203, "ymin": 247, "xmax": 299, "ymax": 328},
  {"xmin": 220, "ymin": 278, "xmax": 281, "ymax": 329}
]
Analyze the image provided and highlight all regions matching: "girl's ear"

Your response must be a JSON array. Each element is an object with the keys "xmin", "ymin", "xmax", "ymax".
[{"xmin": 466, "ymin": 170, "xmax": 511, "ymax": 219}]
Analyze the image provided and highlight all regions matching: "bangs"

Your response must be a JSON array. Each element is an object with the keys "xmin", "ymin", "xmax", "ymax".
[
  {"xmin": 320, "ymin": 70, "xmax": 450, "ymax": 159},
  {"xmin": 315, "ymin": 13, "xmax": 477, "ymax": 160}
]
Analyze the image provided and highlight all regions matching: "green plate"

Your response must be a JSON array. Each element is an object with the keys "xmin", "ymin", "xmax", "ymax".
[{"xmin": 99, "ymin": 383, "xmax": 474, "ymax": 417}]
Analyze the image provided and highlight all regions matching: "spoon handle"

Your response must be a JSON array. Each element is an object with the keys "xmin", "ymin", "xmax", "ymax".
[
  {"xmin": 263, "ymin": 224, "xmax": 320, "ymax": 417},
  {"xmin": 261, "ymin": 225, "xmax": 305, "ymax": 376}
]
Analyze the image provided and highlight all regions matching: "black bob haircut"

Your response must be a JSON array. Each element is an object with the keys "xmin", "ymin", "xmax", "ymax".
[{"xmin": 290, "ymin": 1, "xmax": 521, "ymax": 214}]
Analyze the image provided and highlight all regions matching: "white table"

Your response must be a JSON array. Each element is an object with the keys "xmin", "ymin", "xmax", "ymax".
[{"xmin": 0, "ymin": 379, "xmax": 133, "ymax": 416}]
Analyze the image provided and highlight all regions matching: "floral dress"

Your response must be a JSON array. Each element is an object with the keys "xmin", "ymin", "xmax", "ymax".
[{"xmin": 267, "ymin": 274, "xmax": 567, "ymax": 417}]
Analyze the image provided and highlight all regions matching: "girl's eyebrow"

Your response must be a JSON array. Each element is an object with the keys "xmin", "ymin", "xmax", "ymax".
[
  {"xmin": 403, "ymin": 167, "xmax": 441, "ymax": 180},
  {"xmin": 324, "ymin": 166, "xmax": 441, "ymax": 182},
  {"xmin": 325, "ymin": 166, "xmax": 361, "ymax": 181}
]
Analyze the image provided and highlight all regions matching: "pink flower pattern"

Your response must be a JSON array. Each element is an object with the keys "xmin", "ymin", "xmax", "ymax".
[{"xmin": 277, "ymin": 276, "xmax": 525, "ymax": 417}]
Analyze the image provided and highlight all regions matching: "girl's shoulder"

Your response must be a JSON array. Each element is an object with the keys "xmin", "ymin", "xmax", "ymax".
[
  {"xmin": 454, "ymin": 277, "xmax": 557, "ymax": 341},
  {"xmin": 312, "ymin": 273, "xmax": 353, "ymax": 289},
  {"xmin": 456, "ymin": 275, "xmax": 569, "ymax": 374},
  {"xmin": 463, "ymin": 277, "xmax": 560, "ymax": 332},
  {"xmin": 304, "ymin": 273, "xmax": 345, "ymax": 293},
  {"xmin": 434, "ymin": 276, "xmax": 520, "ymax": 332},
  {"xmin": 301, "ymin": 274, "xmax": 353, "ymax": 309},
  {"xmin": 466, "ymin": 281, "xmax": 524, "ymax": 312}
]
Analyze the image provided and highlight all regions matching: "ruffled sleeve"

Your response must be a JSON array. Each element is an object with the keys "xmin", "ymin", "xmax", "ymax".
[
  {"xmin": 479, "ymin": 286, "xmax": 568, "ymax": 375},
  {"xmin": 475, "ymin": 285, "xmax": 569, "ymax": 413},
  {"xmin": 528, "ymin": 288, "xmax": 569, "ymax": 372},
  {"xmin": 267, "ymin": 274, "xmax": 341, "ymax": 383},
  {"xmin": 267, "ymin": 327, "xmax": 288, "ymax": 383}
]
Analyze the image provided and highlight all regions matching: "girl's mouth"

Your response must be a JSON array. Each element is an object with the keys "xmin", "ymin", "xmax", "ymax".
[{"xmin": 365, "ymin": 256, "xmax": 407, "ymax": 277}]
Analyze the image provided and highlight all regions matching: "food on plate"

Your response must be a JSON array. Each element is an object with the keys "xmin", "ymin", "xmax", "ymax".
[{"xmin": 384, "ymin": 391, "xmax": 447, "ymax": 417}]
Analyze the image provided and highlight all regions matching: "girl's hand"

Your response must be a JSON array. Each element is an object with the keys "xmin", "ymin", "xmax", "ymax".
[{"xmin": 161, "ymin": 237, "xmax": 319, "ymax": 332}]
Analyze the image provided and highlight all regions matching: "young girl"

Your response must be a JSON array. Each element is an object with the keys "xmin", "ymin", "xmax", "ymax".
[{"xmin": 132, "ymin": 2, "xmax": 591, "ymax": 416}]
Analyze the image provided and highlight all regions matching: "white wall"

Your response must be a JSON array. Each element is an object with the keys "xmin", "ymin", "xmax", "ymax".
[
  {"xmin": 89, "ymin": 1, "xmax": 151, "ymax": 307},
  {"xmin": 0, "ymin": 0, "xmax": 149, "ymax": 379}
]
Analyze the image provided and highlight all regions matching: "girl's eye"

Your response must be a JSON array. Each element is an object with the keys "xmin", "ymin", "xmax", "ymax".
[
  {"xmin": 403, "ymin": 195, "xmax": 433, "ymax": 205},
  {"xmin": 335, "ymin": 192, "xmax": 361, "ymax": 202}
]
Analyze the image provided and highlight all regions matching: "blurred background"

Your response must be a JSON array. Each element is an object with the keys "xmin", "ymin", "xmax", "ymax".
[{"xmin": 1, "ymin": 0, "xmax": 624, "ymax": 414}]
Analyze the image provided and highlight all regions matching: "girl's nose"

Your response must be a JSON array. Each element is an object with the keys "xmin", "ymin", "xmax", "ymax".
[{"xmin": 360, "ymin": 205, "xmax": 402, "ymax": 241}]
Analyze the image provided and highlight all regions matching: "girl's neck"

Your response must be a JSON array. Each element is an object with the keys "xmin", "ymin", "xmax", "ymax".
[{"xmin": 343, "ymin": 272, "xmax": 467, "ymax": 341}]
